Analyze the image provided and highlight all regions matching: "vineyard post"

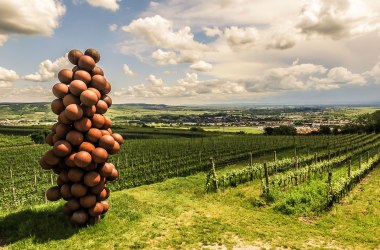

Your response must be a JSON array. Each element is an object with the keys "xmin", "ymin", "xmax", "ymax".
[
  {"xmin": 209, "ymin": 157, "xmax": 218, "ymax": 192},
  {"xmin": 314, "ymin": 152, "xmax": 317, "ymax": 164},
  {"xmin": 359, "ymin": 156, "xmax": 362, "ymax": 169},
  {"xmin": 348, "ymin": 160, "xmax": 351, "ymax": 178},
  {"xmin": 264, "ymin": 161, "xmax": 269, "ymax": 194},
  {"xmin": 249, "ymin": 152, "xmax": 253, "ymax": 169},
  {"xmin": 274, "ymin": 150, "xmax": 277, "ymax": 162},
  {"xmin": 307, "ymin": 147, "xmax": 310, "ymax": 156},
  {"xmin": 367, "ymin": 151, "xmax": 369, "ymax": 162},
  {"xmin": 327, "ymin": 167, "xmax": 332, "ymax": 202},
  {"xmin": 50, "ymin": 174, "xmax": 54, "ymax": 186}
]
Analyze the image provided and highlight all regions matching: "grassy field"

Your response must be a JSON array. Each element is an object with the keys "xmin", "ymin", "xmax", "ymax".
[{"xmin": 1, "ymin": 157, "xmax": 379, "ymax": 249}]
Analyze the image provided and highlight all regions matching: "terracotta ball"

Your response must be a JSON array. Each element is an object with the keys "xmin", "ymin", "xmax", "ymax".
[
  {"xmin": 68, "ymin": 49, "xmax": 83, "ymax": 65},
  {"xmin": 66, "ymin": 130, "xmax": 84, "ymax": 146},
  {"xmin": 85, "ymin": 48, "xmax": 100, "ymax": 63},
  {"xmin": 78, "ymin": 55, "xmax": 96, "ymax": 72},
  {"xmin": 52, "ymin": 83, "xmax": 69, "ymax": 98},
  {"xmin": 69, "ymin": 80, "xmax": 87, "ymax": 96},
  {"xmin": 80, "ymin": 89, "xmax": 99, "ymax": 106},
  {"xmin": 73, "ymin": 70, "xmax": 91, "ymax": 84},
  {"xmin": 51, "ymin": 99, "xmax": 65, "ymax": 115},
  {"xmin": 58, "ymin": 69, "xmax": 73, "ymax": 84}
]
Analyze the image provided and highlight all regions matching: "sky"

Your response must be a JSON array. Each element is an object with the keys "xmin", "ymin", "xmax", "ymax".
[{"xmin": 1, "ymin": 0, "xmax": 380, "ymax": 105}]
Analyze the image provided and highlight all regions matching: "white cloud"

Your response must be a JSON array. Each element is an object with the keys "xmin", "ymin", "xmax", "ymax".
[
  {"xmin": 109, "ymin": 24, "xmax": 118, "ymax": 31},
  {"xmin": 24, "ymin": 55, "xmax": 71, "ymax": 82},
  {"xmin": 151, "ymin": 49, "xmax": 178, "ymax": 65},
  {"xmin": 297, "ymin": 0, "xmax": 380, "ymax": 39},
  {"xmin": 223, "ymin": 26, "xmax": 258, "ymax": 51},
  {"xmin": 0, "ymin": 67, "xmax": 19, "ymax": 81},
  {"xmin": 0, "ymin": 0, "xmax": 65, "ymax": 44},
  {"xmin": 123, "ymin": 64, "xmax": 134, "ymax": 76},
  {"xmin": 122, "ymin": 15, "xmax": 209, "ymax": 51},
  {"xmin": 190, "ymin": 61, "xmax": 213, "ymax": 72},
  {"xmin": 75, "ymin": 0, "xmax": 120, "ymax": 11},
  {"xmin": 203, "ymin": 27, "xmax": 222, "ymax": 37}
]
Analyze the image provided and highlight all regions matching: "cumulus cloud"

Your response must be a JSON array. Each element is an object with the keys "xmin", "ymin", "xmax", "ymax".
[
  {"xmin": 74, "ymin": 0, "xmax": 120, "ymax": 11},
  {"xmin": 24, "ymin": 56, "xmax": 71, "ymax": 82},
  {"xmin": 122, "ymin": 15, "xmax": 209, "ymax": 51},
  {"xmin": 123, "ymin": 64, "xmax": 134, "ymax": 76},
  {"xmin": 190, "ymin": 61, "xmax": 213, "ymax": 72},
  {"xmin": 151, "ymin": 49, "xmax": 201, "ymax": 65},
  {"xmin": 203, "ymin": 27, "xmax": 222, "ymax": 37},
  {"xmin": 297, "ymin": 0, "xmax": 380, "ymax": 39},
  {"xmin": 0, "ymin": 0, "xmax": 65, "ymax": 43},
  {"xmin": 223, "ymin": 26, "xmax": 258, "ymax": 51},
  {"xmin": 116, "ymin": 73, "xmax": 246, "ymax": 98},
  {"xmin": 0, "ymin": 67, "xmax": 19, "ymax": 81}
]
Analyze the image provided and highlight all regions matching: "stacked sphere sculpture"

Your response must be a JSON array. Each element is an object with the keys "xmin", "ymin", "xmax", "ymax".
[{"xmin": 41, "ymin": 48, "xmax": 123, "ymax": 226}]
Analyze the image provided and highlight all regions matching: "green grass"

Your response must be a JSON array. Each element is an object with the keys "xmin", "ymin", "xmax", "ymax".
[{"xmin": 1, "ymin": 161, "xmax": 379, "ymax": 249}]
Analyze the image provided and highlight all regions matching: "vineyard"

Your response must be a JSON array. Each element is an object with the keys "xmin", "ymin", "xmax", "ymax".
[{"xmin": 1, "ymin": 132, "xmax": 379, "ymax": 212}]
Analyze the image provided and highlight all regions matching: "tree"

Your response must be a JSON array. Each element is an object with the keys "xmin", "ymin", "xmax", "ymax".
[{"xmin": 31, "ymin": 129, "xmax": 49, "ymax": 144}]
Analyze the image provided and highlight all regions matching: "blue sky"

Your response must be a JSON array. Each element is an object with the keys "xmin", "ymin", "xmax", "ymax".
[{"xmin": 1, "ymin": 0, "xmax": 380, "ymax": 105}]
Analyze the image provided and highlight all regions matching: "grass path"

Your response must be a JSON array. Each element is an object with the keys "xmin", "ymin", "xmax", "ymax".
[{"xmin": 1, "ymin": 159, "xmax": 380, "ymax": 249}]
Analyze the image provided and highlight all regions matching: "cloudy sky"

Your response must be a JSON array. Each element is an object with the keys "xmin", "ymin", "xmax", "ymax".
[{"xmin": 1, "ymin": 0, "xmax": 380, "ymax": 105}]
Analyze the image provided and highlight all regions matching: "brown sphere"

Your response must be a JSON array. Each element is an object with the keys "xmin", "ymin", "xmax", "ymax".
[
  {"xmin": 68, "ymin": 168, "xmax": 85, "ymax": 182},
  {"xmin": 99, "ymin": 162, "xmax": 114, "ymax": 177},
  {"xmin": 43, "ymin": 150, "xmax": 61, "ymax": 166},
  {"xmin": 90, "ymin": 180, "xmax": 105, "ymax": 194},
  {"xmin": 66, "ymin": 198, "xmax": 81, "ymax": 211},
  {"xmin": 74, "ymin": 117, "xmax": 92, "ymax": 132},
  {"xmin": 52, "ymin": 166, "xmax": 64, "ymax": 174},
  {"xmin": 100, "ymin": 129, "xmax": 110, "ymax": 136},
  {"xmin": 57, "ymin": 176, "xmax": 66, "ymax": 187},
  {"xmin": 84, "ymin": 171, "xmax": 101, "ymax": 187},
  {"xmin": 101, "ymin": 201, "xmax": 109, "ymax": 214},
  {"xmin": 78, "ymin": 55, "xmax": 96, "ymax": 72},
  {"xmin": 52, "ymin": 83, "xmax": 69, "ymax": 98},
  {"xmin": 60, "ymin": 183, "xmax": 73, "ymax": 200},
  {"xmin": 108, "ymin": 168, "xmax": 119, "ymax": 181},
  {"xmin": 51, "ymin": 98, "xmax": 65, "ymax": 115},
  {"xmin": 74, "ymin": 151, "xmax": 92, "ymax": 168},
  {"xmin": 65, "ymin": 104, "xmax": 83, "ymax": 121},
  {"xmin": 69, "ymin": 80, "xmax": 87, "ymax": 96},
  {"xmin": 55, "ymin": 124, "xmax": 71, "ymax": 139},
  {"xmin": 58, "ymin": 112, "xmax": 72, "ymax": 125},
  {"xmin": 53, "ymin": 140, "xmax": 72, "ymax": 157},
  {"xmin": 84, "ymin": 161, "xmax": 97, "ymax": 171},
  {"xmin": 91, "ymin": 114, "xmax": 105, "ymax": 128},
  {"xmin": 39, "ymin": 158, "xmax": 54, "ymax": 170},
  {"xmin": 99, "ymin": 135, "xmax": 115, "ymax": 151},
  {"xmin": 91, "ymin": 66, "xmax": 104, "ymax": 76},
  {"xmin": 88, "ymin": 202, "xmax": 103, "ymax": 216},
  {"xmin": 58, "ymin": 69, "xmax": 73, "ymax": 84},
  {"xmin": 72, "ymin": 65, "xmax": 79, "ymax": 73},
  {"xmin": 102, "ymin": 116, "xmax": 112, "ymax": 129},
  {"xmin": 88, "ymin": 215, "xmax": 101, "ymax": 225},
  {"xmin": 64, "ymin": 153, "xmax": 77, "ymax": 167},
  {"xmin": 88, "ymin": 87, "xmax": 101, "ymax": 99},
  {"xmin": 85, "ymin": 128, "xmax": 102, "ymax": 143},
  {"xmin": 71, "ymin": 183, "xmax": 88, "ymax": 197},
  {"xmin": 109, "ymin": 141, "xmax": 120, "ymax": 155},
  {"xmin": 70, "ymin": 210, "xmax": 88, "ymax": 226},
  {"xmin": 96, "ymin": 188, "xmax": 107, "ymax": 201},
  {"xmin": 91, "ymin": 75, "xmax": 107, "ymax": 91},
  {"xmin": 66, "ymin": 130, "xmax": 84, "ymax": 146},
  {"xmin": 73, "ymin": 70, "xmax": 91, "ymax": 84},
  {"xmin": 68, "ymin": 49, "xmax": 83, "ymax": 65},
  {"xmin": 51, "ymin": 122, "xmax": 59, "ymax": 133},
  {"xmin": 96, "ymin": 100, "xmax": 108, "ymax": 114},
  {"xmin": 52, "ymin": 134, "xmax": 61, "ymax": 144},
  {"xmin": 102, "ymin": 81, "xmax": 111, "ymax": 95},
  {"xmin": 80, "ymin": 89, "xmax": 98, "ymax": 106},
  {"xmin": 63, "ymin": 93, "xmax": 80, "ymax": 107},
  {"xmin": 46, "ymin": 186, "xmax": 61, "ymax": 201},
  {"xmin": 80, "ymin": 194, "xmax": 97, "ymax": 208},
  {"xmin": 91, "ymin": 148, "xmax": 108, "ymax": 163},
  {"xmin": 112, "ymin": 133, "xmax": 124, "ymax": 145},
  {"xmin": 79, "ymin": 141, "xmax": 95, "ymax": 153},
  {"xmin": 82, "ymin": 105, "xmax": 96, "ymax": 117},
  {"xmin": 58, "ymin": 170, "xmax": 69, "ymax": 183},
  {"xmin": 45, "ymin": 132, "xmax": 54, "ymax": 146},
  {"xmin": 85, "ymin": 48, "xmax": 100, "ymax": 63},
  {"xmin": 101, "ymin": 95, "xmax": 112, "ymax": 107}
]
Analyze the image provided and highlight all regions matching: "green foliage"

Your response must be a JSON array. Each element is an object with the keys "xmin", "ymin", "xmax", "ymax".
[
  {"xmin": 264, "ymin": 126, "xmax": 297, "ymax": 135},
  {"xmin": 30, "ymin": 130, "xmax": 49, "ymax": 144},
  {"xmin": 189, "ymin": 127, "xmax": 205, "ymax": 132}
]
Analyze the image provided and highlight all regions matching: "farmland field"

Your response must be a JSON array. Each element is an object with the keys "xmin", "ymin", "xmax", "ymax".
[{"xmin": 0, "ymin": 129, "xmax": 380, "ymax": 248}]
